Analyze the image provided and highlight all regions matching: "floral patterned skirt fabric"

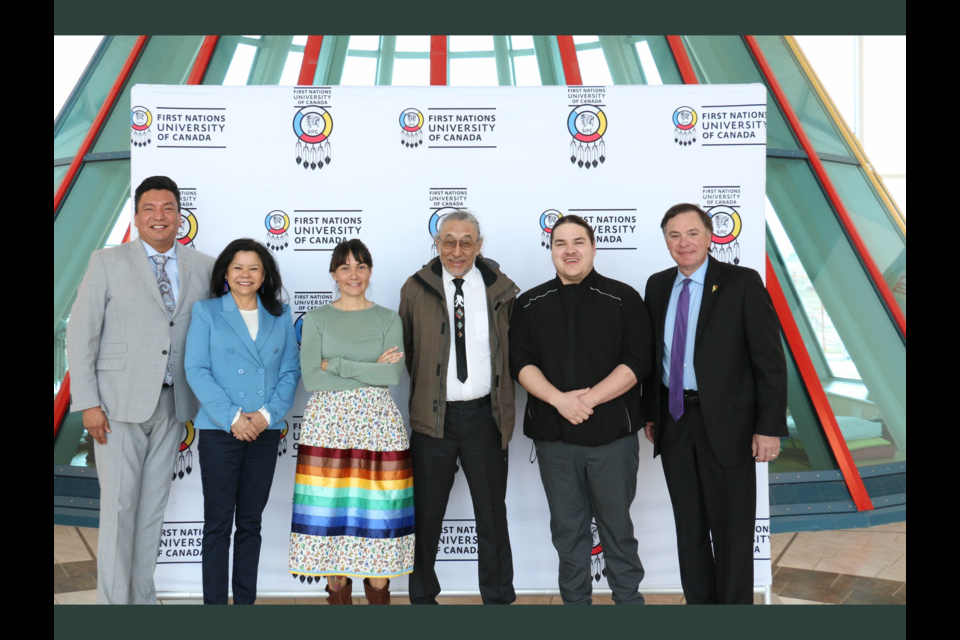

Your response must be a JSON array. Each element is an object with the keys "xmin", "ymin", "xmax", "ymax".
[{"xmin": 289, "ymin": 387, "xmax": 415, "ymax": 580}]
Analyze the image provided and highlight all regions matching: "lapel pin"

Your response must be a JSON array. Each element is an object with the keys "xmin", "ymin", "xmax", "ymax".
[{"xmin": 712, "ymin": 285, "xmax": 719, "ymax": 293}]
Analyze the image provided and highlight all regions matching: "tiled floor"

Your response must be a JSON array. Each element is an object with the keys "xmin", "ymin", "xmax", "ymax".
[{"xmin": 54, "ymin": 523, "xmax": 905, "ymax": 605}]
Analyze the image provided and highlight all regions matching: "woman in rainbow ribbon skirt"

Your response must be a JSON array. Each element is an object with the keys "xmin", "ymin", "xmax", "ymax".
[{"xmin": 289, "ymin": 239, "xmax": 412, "ymax": 605}]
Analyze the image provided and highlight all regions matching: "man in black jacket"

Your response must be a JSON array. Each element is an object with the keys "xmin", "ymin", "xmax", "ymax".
[
  {"xmin": 509, "ymin": 215, "xmax": 654, "ymax": 605},
  {"xmin": 642, "ymin": 204, "xmax": 787, "ymax": 605}
]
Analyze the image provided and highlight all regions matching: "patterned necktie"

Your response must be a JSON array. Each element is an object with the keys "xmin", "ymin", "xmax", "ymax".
[
  {"xmin": 669, "ymin": 279, "xmax": 692, "ymax": 422},
  {"xmin": 453, "ymin": 278, "xmax": 468, "ymax": 383},
  {"xmin": 151, "ymin": 255, "xmax": 176, "ymax": 386}
]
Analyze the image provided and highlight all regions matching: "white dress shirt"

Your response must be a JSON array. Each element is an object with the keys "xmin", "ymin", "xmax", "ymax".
[
  {"xmin": 443, "ymin": 265, "xmax": 492, "ymax": 402},
  {"xmin": 142, "ymin": 240, "xmax": 179, "ymax": 306}
]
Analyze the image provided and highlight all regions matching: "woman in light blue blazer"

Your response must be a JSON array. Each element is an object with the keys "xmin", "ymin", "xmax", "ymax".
[{"xmin": 185, "ymin": 238, "xmax": 301, "ymax": 605}]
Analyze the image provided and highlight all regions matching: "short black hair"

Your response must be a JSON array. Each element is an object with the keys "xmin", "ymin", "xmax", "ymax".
[
  {"xmin": 329, "ymin": 239, "xmax": 373, "ymax": 273},
  {"xmin": 211, "ymin": 239, "xmax": 286, "ymax": 317},
  {"xmin": 552, "ymin": 214, "xmax": 595, "ymax": 244},
  {"xmin": 135, "ymin": 176, "xmax": 181, "ymax": 213},
  {"xmin": 661, "ymin": 203, "xmax": 713, "ymax": 235}
]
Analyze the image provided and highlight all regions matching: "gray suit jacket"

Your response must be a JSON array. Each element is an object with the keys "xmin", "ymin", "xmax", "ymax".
[{"xmin": 67, "ymin": 240, "xmax": 216, "ymax": 424}]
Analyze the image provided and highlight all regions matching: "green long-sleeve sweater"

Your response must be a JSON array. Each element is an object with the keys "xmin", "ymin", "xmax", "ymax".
[{"xmin": 300, "ymin": 303, "xmax": 404, "ymax": 392}]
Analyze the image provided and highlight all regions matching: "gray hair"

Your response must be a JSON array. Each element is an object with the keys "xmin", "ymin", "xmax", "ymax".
[{"xmin": 435, "ymin": 210, "xmax": 482, "ymax": 241}]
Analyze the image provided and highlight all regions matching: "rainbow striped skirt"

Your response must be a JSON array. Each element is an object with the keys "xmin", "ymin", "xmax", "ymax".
[{"xmin": 288, "ymin": 387, "xmax": 415, "ymax": 581}]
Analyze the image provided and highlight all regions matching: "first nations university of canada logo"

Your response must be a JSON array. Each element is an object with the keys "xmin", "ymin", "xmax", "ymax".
[
  {"xmin": 131, "ymin": 106, "xmax": 152, "ymax": 147},
  {"xmin": 708, "ymin": 206, "xmax": 743, "ymax": 264},
  {"xmin": 673, "ymin": 106, "xmax": 698, "ymax": 146},
  {"xmin": 294, "ymin": 105, "xmax": 333, "ymax": 170},
  {"xmin": 569, "ymin": 105, "xmax": 607, "ymax": 169},
  {"xmin": 177, "ymin": 209, "xmax": 199, "ymax": 247},
  {"xmin": 173, "ymin": 421, "xmax": 196, "ymax": 482},
  {"xmin": 264, "ymin": 210, "xmax": 291, "ymax": 252},
  {"xmin": 400, "ymin": 108, "xmax": 424, "ymax": 148},
  {"xmin": 539, "ymin": 210, "xmax": 563, "ymax": 249}
]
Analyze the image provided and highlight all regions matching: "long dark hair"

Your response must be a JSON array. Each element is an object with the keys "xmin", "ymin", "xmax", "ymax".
[{"xmin": 210, "ymin": 239, "xmax": 286, "ymax": 317}]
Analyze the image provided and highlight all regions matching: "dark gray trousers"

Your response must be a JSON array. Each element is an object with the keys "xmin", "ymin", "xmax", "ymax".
[{"xmin": 536, "ymin": 435, "xmax": 645, "ymax": 605}]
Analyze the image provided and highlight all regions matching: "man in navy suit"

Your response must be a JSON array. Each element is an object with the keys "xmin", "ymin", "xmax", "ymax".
[{"xmin": 642, "ymin": 204, "xmax": 787, "ymax": 605}]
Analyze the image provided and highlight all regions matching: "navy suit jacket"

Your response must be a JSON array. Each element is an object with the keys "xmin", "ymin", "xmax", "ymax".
[{"xmin": 185, "ymin": 294, "xmax": 301, "ymax": 432}]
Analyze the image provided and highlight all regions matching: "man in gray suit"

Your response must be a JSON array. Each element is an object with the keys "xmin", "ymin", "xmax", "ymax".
[{"xmin": 67, "ymin": 176, "xmax": 215, "ymax": 604}]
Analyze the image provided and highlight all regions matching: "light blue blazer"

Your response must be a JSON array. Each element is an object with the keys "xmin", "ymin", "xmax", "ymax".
[{"xmin": 185, "ymin": 294, "xmax": 301, "ymax": 432}]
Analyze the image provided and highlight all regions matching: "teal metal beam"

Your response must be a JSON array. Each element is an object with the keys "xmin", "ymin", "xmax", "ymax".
[
  {"xmin": 248, "ymin": 35, "xmax": 294, "ymax": 85},
  {"xmin": 493, "ymin": 36, "xmax": 513, "ymax": 86},
  {"xmin": 315, "ymin": 35, "xmax": 350, "ymax": 85},
  {"xmin": 533, "ymin": 36, "xmax": 562, "ymax": 85},
  {"xmin": 377, "ymin": 36, "xmax": 396, "ymax": 86},
  {"xmin": 598, "ymin": 36, "xmax": 631, "ymax": 85}
]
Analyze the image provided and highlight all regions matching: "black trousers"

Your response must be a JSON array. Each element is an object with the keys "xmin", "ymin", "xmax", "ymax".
[
  {"xmin": 198, "ymin": 428, "xmax": 280, "ymax": 605},
  {"xmin": 660, "ymin": 395, "xmax": 757, "ymax": 605},
  {"xmin": 409, "ymin": 397, "xmax": 516, "ymax": 605}
]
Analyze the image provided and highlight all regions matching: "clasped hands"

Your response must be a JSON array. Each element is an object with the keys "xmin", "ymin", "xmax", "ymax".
[
  {"xmin": 552, "ymin": 388, "xmax": 595, "ymax": 426},
  {"xmin": 232, "ymin": 411, "xmax": 269, "ymax": 442}
]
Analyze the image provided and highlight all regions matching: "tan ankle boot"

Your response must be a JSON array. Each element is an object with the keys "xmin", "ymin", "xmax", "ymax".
[
  {"xmin": 326, "ymin": 578, "xmax": 353, "ymax": 604},
  {"xmin": 363, "ymin": 579, "xmax": 391, "ymax": 605}
]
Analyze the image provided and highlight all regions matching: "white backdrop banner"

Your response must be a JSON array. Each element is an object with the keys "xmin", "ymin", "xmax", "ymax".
[{"xmin": 130, "ymin": 83, "xmax": 771, "ymax": 597}]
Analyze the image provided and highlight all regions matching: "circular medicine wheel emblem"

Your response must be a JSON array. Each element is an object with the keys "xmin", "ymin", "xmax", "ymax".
[
  {"xmin": 428, "ymin": 207, "xmax": 464, "ymax": 240},
  {"xmin": 293, "ymin": 105, "xmax": 333, "ymax": 144},
  {"xmin": 708, "ymin": 206, "xmax": 742, "ymax": 245},
  {"xmin": 177, "ymin": 212, "xmax": 198, "ymax": 245},
  {"xmin": 568, "ymin": 105, "xmax": 607, "ymax": 143},
  {"xmin": 131, "ymin": 106, "xmax": 152, "ymax": 131},
  {"xmin": 540, "ymin": 210, "xmax": 563, "ymax": 234},
  {"xmin": 539, "ymin": 210, "xmax": 563, "ymax": 249},
  {"xmin": 673, "ymin": 106, "xmax": 698, "ymax": 131},
  {"xmin": 265, "ymin": 211, "xmax": 290, "ymax": 236},
  {"xmin": 400, "ymin": 108, "xmax": 424, "ymax": 133}
]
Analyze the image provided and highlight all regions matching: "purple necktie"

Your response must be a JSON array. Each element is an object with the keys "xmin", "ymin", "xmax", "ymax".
[{"xmin": 669, "ymin": 279, "xmax": 692, "ymax": 422}]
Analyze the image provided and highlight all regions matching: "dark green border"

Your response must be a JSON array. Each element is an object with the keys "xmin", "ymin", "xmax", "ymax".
[
  {"xmin": 55, "ymin": 604, "xmax": 906, "ymax": 640},
  {"xmin": 54, "ymin": 1, "xmax": 905, "ymax": 636},
  {"xmin": 54, "ymin": 0, "xmax": 906, "ymax": 35}
]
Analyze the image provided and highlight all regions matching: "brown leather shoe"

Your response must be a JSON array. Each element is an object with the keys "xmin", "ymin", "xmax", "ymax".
[
  {"xmin": 363, "ymin": 579, "xmax": 391, "ymax": 605},
  {"xmin": 326, "ymin": 578, "xmax": 353, "ymax": 604}
]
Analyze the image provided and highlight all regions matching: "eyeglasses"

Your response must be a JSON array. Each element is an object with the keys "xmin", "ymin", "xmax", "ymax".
[{"xmin": 440, "ymin": 239, "xmax": 477, "ymax": 252}]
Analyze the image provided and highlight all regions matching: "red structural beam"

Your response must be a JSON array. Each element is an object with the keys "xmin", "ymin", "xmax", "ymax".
[
  {"xmin": 186, "ymin": 36, "xmax": 219, "ymax": 85},
  {"xmin": 298, "ymin": 36, "xmax": 324, "ymax": 86},
  {"xmin": 430, "ymin": 36, "xmax": 447, "ymax": 86},
  {"xmin": 54, "ymin": 373, "xmax": 71, "ymax": 439},
  {"xmin": 767, "ymin": 258, "xmax": 874, "ymax": 512},
  {"xmin": 667, "ymin": 36, "xmax": 874, "ymax": 511},
  {"xmin": 667, "ymin": 36, "xmax": 698, "ymax": 84},
  {"xmin": 744, "ymin": 36, "xmax": 906, "ymax": 341},
  {"xmin": 54, "ymin": 36, "xmax": 148, "ymax": 215},
  {"xmin": 556, "ymin": 36, "xmax": 583, "ymax": 86}
]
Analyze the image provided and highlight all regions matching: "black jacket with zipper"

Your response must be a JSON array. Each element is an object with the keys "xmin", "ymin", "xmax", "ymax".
[{"xmin": 509, "ymin": 269, "xmax": 654, "ymax": 447}]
